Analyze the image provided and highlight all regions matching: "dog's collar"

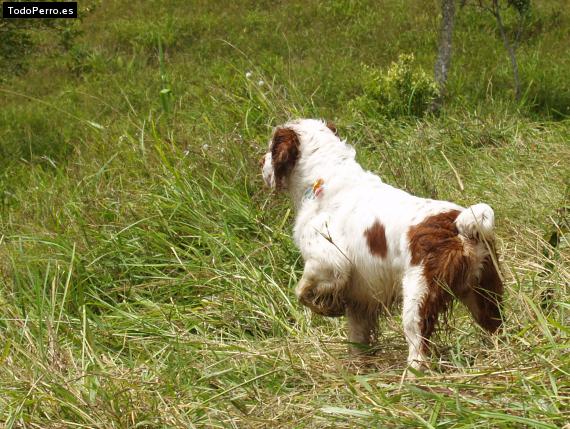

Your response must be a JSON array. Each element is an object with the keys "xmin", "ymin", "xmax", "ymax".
[{"xmin": 303, "ymin": 178, "xmax": 325, "ymax": 200}]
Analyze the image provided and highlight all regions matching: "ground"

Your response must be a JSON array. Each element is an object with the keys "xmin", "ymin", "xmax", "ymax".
[{"xmin": 0, "ymin": 0, "xmax": 568, "ymax": 427}]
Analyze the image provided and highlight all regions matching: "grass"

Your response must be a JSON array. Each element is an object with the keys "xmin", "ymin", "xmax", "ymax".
[{"xmin": 0, "ymin": 0, "xmax": 569, "ymax": 427}]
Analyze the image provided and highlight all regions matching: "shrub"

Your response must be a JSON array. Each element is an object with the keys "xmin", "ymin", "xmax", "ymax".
[{"xmin": 350, "ymin": 54, "xmax": 439, "ymax": 118}]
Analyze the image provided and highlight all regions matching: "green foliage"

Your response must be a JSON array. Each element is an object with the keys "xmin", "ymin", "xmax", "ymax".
[
  {"xmin": 0, "ymin": 103, "xmax": 81, "ymax": 169},
  {"xmin": 0, "ymin": 21, "xmax": 34, "ymax": 78},
  {"xmin": 65, "ymin": 44, "xmax": 107, "ymax": 77},
  {"xmin": 349, "ymin": 54, "xmax": 439, "ymax": 118},
  {"xmin": 508, "ymin": 0, "xmax": 531, "ymax": 15},
  {"xmin": 0, "ymin": 0, "xmax": 568, "ymax": 427},
  {"xmin": 158, "ymin": 38, "xmax": 173, "ymax": 113},
  {"xmin": 0, "ymin": 2, "xmax": 98, "ymax": 79}
]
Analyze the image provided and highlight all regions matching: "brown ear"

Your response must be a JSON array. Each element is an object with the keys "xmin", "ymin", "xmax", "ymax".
[
  {"xmin": 326, "ymin": 121, "xmax": 338, "ymax": 136},
  {"xmin": 271, "ymin": 127, "xmax": 300, "ymax": 189}
]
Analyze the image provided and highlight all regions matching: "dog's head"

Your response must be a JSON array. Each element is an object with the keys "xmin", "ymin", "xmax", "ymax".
[{"xmin": 260, "ymin": 119, "xmax": 342, "ymax": 190}]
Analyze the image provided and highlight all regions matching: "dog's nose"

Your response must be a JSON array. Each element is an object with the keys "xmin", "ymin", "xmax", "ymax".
[{"xmin": 259, "ymin": 154, "xmax": 266, "ymax": 168}]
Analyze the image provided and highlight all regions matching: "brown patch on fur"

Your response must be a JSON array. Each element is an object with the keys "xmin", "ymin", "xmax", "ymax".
[
  {"xmin": 271, "ymin": 127, "xmax": 300, "ymax": 188},
  {"xmin": 408, "ymin": 210, "xmax": 504, "ymax": 353},
  {"xmin": 460, "ymin": 250, "xmax": 503, "ymax": 333},
  {"xmin": 408, "ymin": 210, "xmax": 471, "ymax": 352},
  {"xmin": 364, "ymin": 220, "xmax": 388, "ymax": 258},
  {"xmin": 326, "ymin": 121, "xmax": 338, "ymax": 136}
]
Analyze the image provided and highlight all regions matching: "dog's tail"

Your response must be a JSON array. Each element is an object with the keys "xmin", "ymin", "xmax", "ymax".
[
  {"xmin": 455, "ymin": 203, "xmax": 495, "ymax": 241},
  {"xmin": 455, "ymin": 203, "xmax": 503, "ymax": 333}
]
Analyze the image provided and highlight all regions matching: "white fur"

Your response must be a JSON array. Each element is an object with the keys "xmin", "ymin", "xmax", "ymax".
[
  {"xmin": 262, "ymin": 119, "xmax": 497, "ymax": 370},
  {"xmin": 456, "ymin": 203, "xmax": 495, "ymax": 240},
  {"xmin": 402, "ymin": 266, "xmax": 429, "ymax": 368}
]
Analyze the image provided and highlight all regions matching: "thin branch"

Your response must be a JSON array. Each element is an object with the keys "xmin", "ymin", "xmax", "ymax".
[
  {"xmin": 492, "ymin": 0, "xmax": 521, "ymax": 100},
  {"xmin": 513, "ymin": 8, "xmax": 528, "ymax": 49},
  {"xmin": 431, "ymin": 0, "xmax": 456, "ymax": 111}
]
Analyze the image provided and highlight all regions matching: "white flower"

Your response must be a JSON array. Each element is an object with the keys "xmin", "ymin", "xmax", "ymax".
[
  {"xmin": 202, "ymin": 144, "xmax": 209, "ymax": 151},
  {"xmin": 258, "ymin": 80, "xmax": 265, "ymax": 86},
  {"xmin": 245, "ymin": 71, "xmax": 252, "ymax": 79}
]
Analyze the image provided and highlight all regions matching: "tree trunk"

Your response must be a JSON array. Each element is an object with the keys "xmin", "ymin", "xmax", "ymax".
[
  {"xmin": 492, "ymin": 0, "xmax": 521, "ymax": 101},
  {"xmin": 432, "ymin": 0, "xmax": 456, "ymax": 110}
]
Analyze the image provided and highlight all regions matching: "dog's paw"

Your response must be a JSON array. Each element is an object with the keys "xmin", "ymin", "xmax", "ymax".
[
  {"xmin": 299, "ymin": 289, "xmax": 346, "ymax": 317},
  {"xmin": 312, "ymin": 292, "xmax": 346, "ymax": 317}
]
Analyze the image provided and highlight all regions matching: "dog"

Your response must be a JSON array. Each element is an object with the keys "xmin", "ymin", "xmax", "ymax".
[{"xmin": 260, "ymin": 119, "xmax": 504, "ymax": 370}]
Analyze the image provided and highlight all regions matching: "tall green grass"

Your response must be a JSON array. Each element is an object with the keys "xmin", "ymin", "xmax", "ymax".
[{"xmin": 0, "ymin": 0, "xmax": 568, "ymax": 427}]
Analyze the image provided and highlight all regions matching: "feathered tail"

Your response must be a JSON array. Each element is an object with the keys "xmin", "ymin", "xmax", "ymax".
[
  {"xmin": 456, "ymin": 203, "xmax": 495, "ymax": 241},
  {"xmin": 456, "ymin": 203, "xmax": 504, "ymax": 333}
]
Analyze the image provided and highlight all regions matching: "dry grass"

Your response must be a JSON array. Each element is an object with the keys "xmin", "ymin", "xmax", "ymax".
[{"xmin": 0, "ymin": 0, "xmax": 568, "ymax": 427}]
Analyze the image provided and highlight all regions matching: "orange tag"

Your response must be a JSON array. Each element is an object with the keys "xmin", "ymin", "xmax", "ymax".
[{"xmin": 312, "ymin": 178, "xmax": 324, "ymax": 197}]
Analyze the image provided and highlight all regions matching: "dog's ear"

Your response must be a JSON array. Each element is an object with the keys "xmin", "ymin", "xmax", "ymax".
[
  {"xmin": 271, "ymin": 127, "xmax": 300, "ymax": 189},
  {"xmin": 326, "ymin": 121, "xmax": 338, "ymax": 136}
]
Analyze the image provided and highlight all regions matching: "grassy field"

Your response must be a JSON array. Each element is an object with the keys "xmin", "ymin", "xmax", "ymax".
[{"xmin": 0, "ymin": 0, "xmax": 569, "ymax": 427}]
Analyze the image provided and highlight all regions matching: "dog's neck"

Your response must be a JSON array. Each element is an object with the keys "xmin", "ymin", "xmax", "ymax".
[{"xmin": 287, "ymin": 158, "xmax": 363, "ymax": 208}]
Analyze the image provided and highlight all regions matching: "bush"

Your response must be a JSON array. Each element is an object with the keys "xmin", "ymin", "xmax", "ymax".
[
  {"xmin": 0, "ymin": 21, "xmax": 34, "ymax": 78},
  {"xmin": 350, "ymin": 53, "xmax": 439, "ymax": 118}
]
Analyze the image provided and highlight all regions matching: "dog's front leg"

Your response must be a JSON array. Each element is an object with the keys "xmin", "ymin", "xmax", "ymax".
[
  {"xmin": 346, "ymin": 304, "xmax": 380, "ymax": 355},
  {"xmin": 295, "ymin": 259, "xmax": 348, "ymax": 317}
]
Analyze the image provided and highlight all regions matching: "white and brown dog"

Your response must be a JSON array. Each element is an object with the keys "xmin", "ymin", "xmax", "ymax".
[{"xmin": 261, "ymin": 119, "xmax": 503, "ymax": 370}]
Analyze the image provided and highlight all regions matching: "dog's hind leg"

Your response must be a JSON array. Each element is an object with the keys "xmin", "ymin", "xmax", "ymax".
[{"xmin": 401, "ymin": 266, "xmax": 450, "ymax": 371}]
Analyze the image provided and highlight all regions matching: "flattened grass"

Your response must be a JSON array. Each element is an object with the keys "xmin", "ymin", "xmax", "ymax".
[{"xmin": 0, "ymin": 0, "xmax": 568, "ymax": 427}]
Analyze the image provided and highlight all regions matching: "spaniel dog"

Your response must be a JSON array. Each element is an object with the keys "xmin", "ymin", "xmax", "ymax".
[{"xmin": 260, "ymin": 119, "xmax": 504, "ymax": 370}]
